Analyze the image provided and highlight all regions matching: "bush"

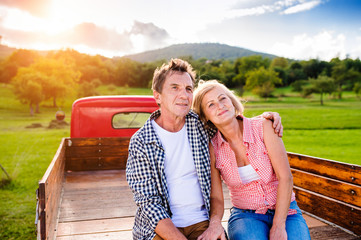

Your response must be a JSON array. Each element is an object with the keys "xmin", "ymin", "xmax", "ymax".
[{"xmin": 353, "ymin": 82, "xmax": 361, "ymax": 98}]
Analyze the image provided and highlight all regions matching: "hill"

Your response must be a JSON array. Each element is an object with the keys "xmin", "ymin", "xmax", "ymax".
[
  {"xmin": 122, "ymin": 43, "xmax": 277, "ymax": 62},
  {"xmin": 0, "ymin": 44, "xmax": 51, "ymax": 60},
  {"xmin": 0, "ymin": 43, "xmax": 277, "ymax": 63},
  {"xmin": 0, "ymin": 44, "xmax": 17, "ymax": 60}
]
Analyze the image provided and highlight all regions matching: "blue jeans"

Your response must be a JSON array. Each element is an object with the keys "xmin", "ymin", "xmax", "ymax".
[{"xmin": 228, "ymin": 201, "xmax": 311, "ymax": 240}]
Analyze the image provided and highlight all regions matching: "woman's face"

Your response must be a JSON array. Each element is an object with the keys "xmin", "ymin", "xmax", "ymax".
[{"xmin": 201, "ymin": 86, "xmax": 235, "ymax": 126}]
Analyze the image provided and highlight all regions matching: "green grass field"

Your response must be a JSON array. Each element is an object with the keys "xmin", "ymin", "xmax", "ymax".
[{"xmin": 1, "ymin": 83, "xmax": 360, "ymax": 239}]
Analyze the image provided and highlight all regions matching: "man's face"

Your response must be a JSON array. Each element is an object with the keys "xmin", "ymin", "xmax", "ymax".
[{"xmin": 154, "ymin": 71, "xmax": 193, "ymax": 119}]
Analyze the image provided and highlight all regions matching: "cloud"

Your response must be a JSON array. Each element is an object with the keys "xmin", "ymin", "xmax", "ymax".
[
  {"xmin": 227, "ymin": 5, "xmax": 273, "ymax": 17},
  {"xmin": 65, "ymin": 22, "xmax": 133, "ymax": 51},
  {"xmin": 0, "ymin": 22, "xmax": 133, "ymax": 52},
  {"xmin": 129, "ymin": 21, "xmax": 170, "ymax": 49},
  {"xmin": 282, "ymin": 0, "xmax": 322, "ymax": 14},
  {"xmin": 0, "ymin": 0, "xmax": 51, "ymax": 17},
  {"xmin": 351, "ymin": 36, "xmax": 361, "ymax": 59},
  {"xmin": 0, "ymin": 19, "xmax": 171, "ymax": 56},
  {"xmin": 225, "ymin": 0, "xmax": 324, "ymax": 18},
  {"xmin": 269, "ymin": 30, "xmax": 346, "ymax": 60}
]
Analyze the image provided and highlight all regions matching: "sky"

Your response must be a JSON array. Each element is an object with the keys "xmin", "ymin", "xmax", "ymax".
[{"xmin": 0, "ymin": 0, "xmax": 360, "ymax": 61}]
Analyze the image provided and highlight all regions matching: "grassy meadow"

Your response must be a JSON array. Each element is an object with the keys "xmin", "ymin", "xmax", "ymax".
[{"xmin": 0, "ymin": 83, "xmax": 360, "ymax": 239}]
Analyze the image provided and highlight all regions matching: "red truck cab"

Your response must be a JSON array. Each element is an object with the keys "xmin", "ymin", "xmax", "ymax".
[{"xmin": 70, "ymin": 95, "xmax": 159, "ymax": 138}]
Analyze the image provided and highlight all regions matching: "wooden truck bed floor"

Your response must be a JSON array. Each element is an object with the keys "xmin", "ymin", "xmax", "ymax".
[{"xmin": 55, "ymin": 170, "xmax": 359, "ymax": 240}]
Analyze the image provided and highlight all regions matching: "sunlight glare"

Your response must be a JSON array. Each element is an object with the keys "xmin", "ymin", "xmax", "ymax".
[{"xmin": 1, "ymin": 7, "xmax": 72, "ymax": 36}]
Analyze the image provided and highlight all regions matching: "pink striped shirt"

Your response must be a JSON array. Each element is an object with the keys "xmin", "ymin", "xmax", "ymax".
[{"xmin": 211, "ymin": 116, "xmax": 296, "ymax": 215}]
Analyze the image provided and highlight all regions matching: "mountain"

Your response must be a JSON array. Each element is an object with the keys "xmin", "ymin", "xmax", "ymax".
[
  {"xmin": 0, "ymin": 42, "xmax": 277, "ymax": 63},
  {"xmin": 122, "ymin": 43, "xmax": 277, "ymax": 63}
]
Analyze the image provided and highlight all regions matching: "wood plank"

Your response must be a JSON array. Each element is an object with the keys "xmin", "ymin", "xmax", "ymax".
[
  {"xmin": 302, "ymin": 214, "xmax": 327, "ymax": 228},
  {"xmin": 292, "ymin": 169, "xmax": 361, "ymax": 206},
  {"xmin": 58, "ymin": 170, "xmax": 137, "ymax": 223},
  {"xmin": 60, "ymin": 197, "xmax": 135, "ymax": 210},
  {"xmin": 65, "ymin": 139, "xmax": 130, "ymax": 171},
  {"xmin": 308, "ymin": 226, "xmax": 361, "ymax": 240},
  {"xmin": 56, "ymin": 230, "xmax": 133, "ymax": 240},
  {"xmin": 66, "ymin": 137, "xmax": 130, "ymax": 147},
  {"xmin": 294, "ymin": 186, "xmax": 361, "ymax": 236},
  {"xmin": 57, "ymin": 217, "xmax": 134, "ymax": 236},
  {"xmin": 63, "ymin": 170, "xmax": 127, "ymax": 188},
  {"xmin": 288, "ymin": 152, "xmax": 361, "ymax": 185},
  {"xmin": 66, "ymin": 156, "xmax": 128, "ymax": 171},
  {"xmin": 59, "ymin": 202, "xmax": 137, "ymax": 222},
  {"xmin": 66, "ymin": 146, "xmax": 128, "ymax": 158}
]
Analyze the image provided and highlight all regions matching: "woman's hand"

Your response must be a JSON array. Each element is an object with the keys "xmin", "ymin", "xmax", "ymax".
[
  {"xmin": 197, "ymin": 220, "xmax": 226, "ymax": 240},
  {"xmin": 270, "ymin": 223, "xmax": 287, "ymax": 240},
  {"xmin": 198, "ymin": 144, "xmax": 226, "ymax": 240}
]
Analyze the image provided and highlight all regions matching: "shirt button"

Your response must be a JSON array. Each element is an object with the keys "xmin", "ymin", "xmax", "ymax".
[
  {"xmin": 264, "ymin": 152, "xmax": 266, "ymax": 154},
  {"xmin": 255, "ymin": 168, "xmax": 258, "ymax": 171},
  {"xmin": 246, "ymin": 153, "xmax": 249, "ymax": 156}
]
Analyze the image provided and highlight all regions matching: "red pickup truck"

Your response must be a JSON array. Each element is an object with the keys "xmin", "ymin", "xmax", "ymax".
[{"xmin": 36, "ymin": 96, "xmax": 361, "ymax": 240}]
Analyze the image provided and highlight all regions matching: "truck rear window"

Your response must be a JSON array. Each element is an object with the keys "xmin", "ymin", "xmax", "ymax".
[{"xmin": 112, "ymin": 112, "xmax": 151, "ymax": 129}]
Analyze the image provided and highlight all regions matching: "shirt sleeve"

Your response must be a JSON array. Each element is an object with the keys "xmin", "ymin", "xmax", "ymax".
[{"xmin": 126, "ymin": 139, "xmax": 170, "ymax": 231}]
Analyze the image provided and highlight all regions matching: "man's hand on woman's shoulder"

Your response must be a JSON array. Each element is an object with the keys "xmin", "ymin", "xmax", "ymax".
[{"xmin": 261, "ymin": 112, "xmax": 283, "ymax": 137}]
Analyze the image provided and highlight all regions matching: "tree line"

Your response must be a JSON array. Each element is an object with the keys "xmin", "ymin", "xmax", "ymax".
[{"xmin": 1, "ymin": 49, "xmax": 361, "ymax": 114}]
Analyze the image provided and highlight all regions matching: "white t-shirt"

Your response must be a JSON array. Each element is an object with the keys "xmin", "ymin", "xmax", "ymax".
[
  {"xmin": 152, "ymin": 120, "xmax": 208, "ymax": 227},
  {"xmin": 238, "ymin": 164, "xmax": 261, "ymax": 185}
]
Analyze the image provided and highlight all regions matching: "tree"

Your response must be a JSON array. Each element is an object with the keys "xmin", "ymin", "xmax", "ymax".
[
  {"xmin": 291, "ymin": 80, "xmax": 309, "ymax": 92},
  {"xmin": 270, "ymin": 57, "xmax": 288, "ymax": 69},
  {"xmin": 285, "ymin": 61, "xmax": 307, "ymax": 86},
  {"xmin": 114, "ymin": 58, "xmax": 138, "ymax": 87},
  {"xmin": 0, "ymin": 49, "xmax": 40, "ymax": 83},
  {"xmin": 12, "ymin": 68, "xmax": 45, "ymax": 115},
  {"xmin": 302, "ymin": 76, "xmax": 336, "ymax": 105},
  {"xmin": 30, "ymin": 58, "xmax": 81, "ymax": 107},
  {"xmin": 232, "ymin": 56, "xmax": 270, "ymax": 96},
  {"xmin": 302, "ymin": 59, "xmax": 323, "ymax": 79},
  {"xmin": 78, "ymin": 80, "xmax": 99, "ymax": 97},
  {"xmin": 245, "ymin": 67, "xmax": 282, "ymax": 98},
  {"xmin": 332, "ymin": 61, "xmax": 361, "ymax": 99}
]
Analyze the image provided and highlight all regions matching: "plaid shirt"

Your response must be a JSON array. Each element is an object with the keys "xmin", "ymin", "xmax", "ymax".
[{"xmin": 126, "ymin": 110, "xmax": 211, "ymax": 240}]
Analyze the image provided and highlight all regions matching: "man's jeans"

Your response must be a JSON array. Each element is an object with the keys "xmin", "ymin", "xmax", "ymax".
[{"xmin": 228, "ymin": 201, "xmax": 311, "ymax": 240}]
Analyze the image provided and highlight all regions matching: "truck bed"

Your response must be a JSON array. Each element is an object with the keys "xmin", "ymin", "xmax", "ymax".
[{"xmin": 54, "ymin": 170, "xmax": 359, "ymax": 240}]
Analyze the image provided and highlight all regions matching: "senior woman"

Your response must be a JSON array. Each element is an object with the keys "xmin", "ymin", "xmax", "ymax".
[{"xmin": 193, "ymin": 80, "xmax": 310, "ymax": 240}]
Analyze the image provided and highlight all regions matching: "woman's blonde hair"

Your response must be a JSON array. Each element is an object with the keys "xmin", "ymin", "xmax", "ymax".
[{"xmin": 192, "ymin": 80, "xmax": 244, "ymax": 128}]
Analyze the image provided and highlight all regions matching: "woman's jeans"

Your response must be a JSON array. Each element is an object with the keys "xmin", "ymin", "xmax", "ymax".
[{"xmin": 228, "ymin": 201, "xmax": 311, "ymax": 240}]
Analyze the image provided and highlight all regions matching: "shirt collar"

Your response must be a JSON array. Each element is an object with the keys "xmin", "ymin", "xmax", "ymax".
[
  {"xmin": 149, "ymin": 109, "xmax": 198, "ymax": 121},
  {"xmin": 143, "ymin": 109, "xmax": 198, "ymax": 144},
  {"xmin": 213, "ymin": 115, "xmax": 254, "ymax": 147},
  {"xmin": 241, "ymin": 115, "xmax": 254, "ymax": 144}
]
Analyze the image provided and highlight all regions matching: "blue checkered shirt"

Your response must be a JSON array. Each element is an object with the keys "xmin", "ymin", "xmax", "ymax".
[{"xmin": 126, "ymin": 110, "xmax": 211, "ymax": 240}]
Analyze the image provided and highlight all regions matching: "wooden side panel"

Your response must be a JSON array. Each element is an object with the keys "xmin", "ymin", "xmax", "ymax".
[
  {"xmin": 37, "ymin": 138, "xmax": 67, "ymax": 240},
  {"xmin": 294, "ymin": 187, "xmax": 361, "ymax": 236},
  {"xmin": 65, "ymin": 137, "xmax": 130, "ymax": 171},
  {"xmin": 37, "ymin": 183, "xmax": 46, "ymax": 240},
  {"xmin": 292, "ymin": 169, "xmax": 361, "ymax": 207},
  {"xmin": 67, "ymin": 137, "xmax": 130, "ymax": 147},
  {"xmin": 288, "ymin": 152, "xmax": 361, "ymax": 185}
]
